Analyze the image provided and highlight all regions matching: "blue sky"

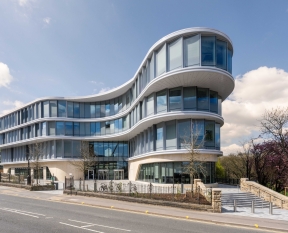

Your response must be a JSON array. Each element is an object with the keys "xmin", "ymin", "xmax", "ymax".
[{"xmin": 1, "ymin": 0, "xmax": 288, "ymax": 154}]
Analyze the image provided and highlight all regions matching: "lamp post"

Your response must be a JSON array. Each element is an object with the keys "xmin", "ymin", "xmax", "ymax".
[{"xmin": 27, "ymin": 158, "xmax": 31, "ymax": 185}]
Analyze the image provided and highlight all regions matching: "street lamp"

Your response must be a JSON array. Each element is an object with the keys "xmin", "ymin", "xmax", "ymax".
[{"xmin": 27, "ymin": 157, "xmax": 31, "ymax": 185}]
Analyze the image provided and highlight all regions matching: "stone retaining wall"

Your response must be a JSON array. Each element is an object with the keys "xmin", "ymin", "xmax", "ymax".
[
  {"xmin": 0, "ymin": 182, "xmax": 55, "ymax": 191},
  {"xmin": 240, "ymin": 178, "xmax": 288, "ymax": 210},
  {"xmin": 63, "ymin": 190, "xmax": 213, "ymax": 212}
]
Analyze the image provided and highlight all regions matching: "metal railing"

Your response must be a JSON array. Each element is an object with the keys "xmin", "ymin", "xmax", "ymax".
[
  {"xmin": 64, "ymin": 178, "xmax": 212, "ymax": 205},
  {"xmin": 0, "ymin": 172, "xmax": 25, "ymax": 184},
  {"xmin": 216, "ymin": 178, "xmax": 240, "ymax": 186}
]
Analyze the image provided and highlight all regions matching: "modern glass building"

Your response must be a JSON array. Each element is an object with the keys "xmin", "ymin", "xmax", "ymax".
[{"xmin": 0, "ymin": 28, "xmax": 234, "ymax": 184}]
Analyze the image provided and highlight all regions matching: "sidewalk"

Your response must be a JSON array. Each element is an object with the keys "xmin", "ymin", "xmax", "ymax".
[{"xmin": 1, "ymin": 186, "xmax": 288, "ymax": 232}]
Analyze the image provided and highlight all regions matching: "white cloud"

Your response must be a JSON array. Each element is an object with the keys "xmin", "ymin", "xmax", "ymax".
[
  {"xmin": 222, "ymin": 66, "xmax": 288, "ymax": 155},
  {"xmin": 98, "ymin": 87, "xmax": 114, "ymax": 94},
  {"xmin": 0, "ymin": 62, "xmax": 13, "ymax": 88},
  {"xmin": 1, "ymin": 100, "xmax": 24, "ymax": 115},
  {"xmin": 90, "ymin": 81, "xmax": 104, "ymax": 85},
  {"xmin": 18, "ymin": 0, "xmax": 34, "ymax": 7},
  {"xmin": 43, "ymin": 17, "xmax": 51, "ymax": 25}
]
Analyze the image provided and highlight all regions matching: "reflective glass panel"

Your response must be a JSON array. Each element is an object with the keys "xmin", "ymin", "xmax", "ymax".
[
  {"xmin": 48, "ymin": 121, "xmax": 55, "ymax": 136},
  {"xmin": 73, "ymin": 122, "xmax": 80, "ymax": 136},
  {"xmin": 201, "ymin": 36, "xmax": 216, "ymax": 66},
  {"xmin": 210, "ymin": 91, "xmax": 218, "ymax": 113},
  {"xmin": 178, "ymin": 120, "xmax": 191, "ymax": 149},
  {"xmin": 90, "ymin": 104, "xmax": 96, "ymax": 118},
  {"xmin": 168, "ymin": 38, "xmax": 182, "ymax": 71},
  {"xmin": 183, "ymin": 87, "xmax": 196, "ymax": 110},
  {"xmin": 147, "ymin": 94, "xmax": 154, "ymax": 116},
  {"xmin": 216, "ymin": 40, "xmax": 227, "ymax": 70},
  {"xmin": 156, "ymin": 45, "xmax": 166, "ymax": 76},
  {"xmin": 156, "ymin": 124, "xmax": 163, "ymax": 150},
  {"xmin": 227, "ymin": 49, "xmax": 232, "ymax": 73},
  {"xmin": 43, "ymin": 101, "xmax": 49, "ymax": 118},
  {"xmin": 197, "ymin": 88, "xmax": 209, "ymax": 111},
  {"xmin": 74, "ymin": 103, "xmax": 80, "ymax": 118},
  {"xmin": 166, "ymin": 121, "xmax": 176, "ymax": 149},
  {"xmin": 67, "ymin": 102, "xmax": 73, "ymax": 118},
  {"xmin": 205, "ymin": 121, "xmax": 215, "ymax": 148},
  {"xmin": 156, "ymin": 91, "xmax": 167, "ymax": 113},
  {"xmin": 215, "ymin": 123, "xmax": 220, "ymax": 149},
  {"xmin": 50, "ymin": 101, "xmax": 57, "ymax": 117},
  {"xmin": 58, "ymin": 101, "xmax": 66, "ymax": 117},
  {"xmin": 184, "ymin": 34, "xmax": 200, "ymax": 66},
  {"xmin": 56, "ymin": 122, "xmax": 64, "ymax": 135},
  {"xmin": 193, "ymin": 120, "xmax": 205, "ymax": 147},
  {"xmin": 65, "ymin": 122, "xmax": 73, "ymax": 136},
  {"xmin": 169, "ymin": 88, "xmax": 181, "ymax": 111}
]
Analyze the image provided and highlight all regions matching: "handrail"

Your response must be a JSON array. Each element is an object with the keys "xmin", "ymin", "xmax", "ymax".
[{"xmin": 241, "ymin": 178, "xmax": 288, "ymax": 210}]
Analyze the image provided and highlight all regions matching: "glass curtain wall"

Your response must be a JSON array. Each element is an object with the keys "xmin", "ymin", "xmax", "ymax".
[{"xmin": 137, "ymin": 162, "xmax": 215, "ymax": 184}]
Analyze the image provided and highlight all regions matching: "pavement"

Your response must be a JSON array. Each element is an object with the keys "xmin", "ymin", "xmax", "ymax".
[{"xmin": 0, "ymin": 185, "xmax": 288, "ymax": 232}]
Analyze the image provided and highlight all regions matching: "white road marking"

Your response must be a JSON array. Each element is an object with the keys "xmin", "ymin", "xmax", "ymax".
[
  {"xmin": 59, "ymin": 222, "xmax": 104, "ymax": 233},
  {"xmin": 68, "ymin": 219, "xmax": 131, "ymax": 232},
  {"xmin": 0, "ymin": 208, "xmax": 39, "ymax": 218},
  {"xmin": 1, "ymin": 207, "xmax": 46, "ymax": 216}
]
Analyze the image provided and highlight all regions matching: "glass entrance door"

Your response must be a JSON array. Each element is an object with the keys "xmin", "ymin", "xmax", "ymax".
[{"xmin": 88, "ymin": 170, "xmax": 94, "ymax": 180}]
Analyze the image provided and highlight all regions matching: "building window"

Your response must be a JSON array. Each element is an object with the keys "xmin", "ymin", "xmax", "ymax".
[
  {"xmin": 169, "ymin": 88, "xmax": 181, "ymax": 111},
  {"xmin": 147, "ymin": 94, "xmax": 154, "ymax": 116},
  {"xmin": 168, "ymin": 38, "xmax": 182, "ymax": 71},
  {"xmin": 197, "ymin": 88, "xmax": 209, "ymax": 111},
  {"xmin": 215, "ymin": 123, "xmax": 220, "ymax": 149},
  {"xmin": 43, "ymin": 101, "xmax": 49, "ymax": 118},
  {"xmin": 184, "ymin": 34, "xmax": 200, "ymax": 67},
  {"xmin": 58, "ymin": 101, "xmax": 66, "ymax": 117},
  {"xmin": 67, "ymin": 102, "xmax": 73, "ymax": 118},
  {"xmin": 73, "ymin": 103, "xmax": 80, "ymax": 118},
  {"xmin": 156, "ymin": 91, "xmax": 167, "ymax": 113},
  {"xmin": 216, "ymin": 40, "xmax": 227, "ymax": 70},
  {"xmin": 48, "ymin": 122, "xmax": 56, "ymax": 136},
  {"xmin": 227, "ymin": 49, "xmax": 232, "ymax": 73},
  {"xmin": 183, "ymin": 87, "xmax": 196, "ymax": 110},
  {"xmin": 65, "ymin": 122, "xmax": 73, "ymax": 136},
  {"xmin": 73, "ymin": 122, "xmax": 80, "ymax": 136},
  {"xmin": 178, "ymin": 120, "xmax": 191, "ymax": 149},
  {"xmin": 156, "ymin": 124, "xmax": 163, "ymax": 151},
  {"xmin": 201, "ymin": 36, "xmax": 216, "ymax": 66},
  {"xmin": 205, "ymin": 121, "xmax": 215, "ymax": 148},
  {"xmin": 50, "ymin": 101, "xmax": 57, "ymax": 117},
  {"xmin": 166, "ymin": 121, "xmax": 176, "ymax": 150},
  {"xmin": 56, "ymin": 122, "xmax": 64, "ymax": 135},
  {"xmin": 156, "ymin": 45, "xmax": 166, "ymax": 77},
  {"xmin": 210, "ymin": 91, "xmax": 218, "ymax": 113}
]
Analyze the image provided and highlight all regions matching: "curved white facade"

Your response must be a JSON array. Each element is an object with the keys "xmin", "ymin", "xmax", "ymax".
[{"xmin": 0, "ymin": 27, "xmax": 234, "ymax": 184}]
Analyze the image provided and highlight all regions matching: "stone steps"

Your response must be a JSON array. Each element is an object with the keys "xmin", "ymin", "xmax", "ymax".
[{"xmin": 221, "ymin": 192, "xmax": 279, "ymax": 209}]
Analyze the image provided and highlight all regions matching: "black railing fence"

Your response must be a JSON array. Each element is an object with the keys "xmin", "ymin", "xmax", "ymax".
[
  {"xmin": 64, "ymin": 177, "xmax": 213, "ymax": 205},
  {"xmin": 215, "ymin": 178, "xmax": 240, "ymax": 185},
  {"xmin": 0, "ymin": 172, "xmax": 25, "ymax": 184}
]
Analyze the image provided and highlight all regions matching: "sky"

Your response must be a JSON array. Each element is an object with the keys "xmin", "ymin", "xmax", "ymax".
[{"xmin": 0, "ymin": 0, "xmax": 288, "ymax": 155}]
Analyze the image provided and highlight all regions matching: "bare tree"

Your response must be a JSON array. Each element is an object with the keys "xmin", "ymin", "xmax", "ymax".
[
  {"xmin": 260, "ymin": 107, "xmax": 288, "ymax": 155},
  {"xmin": 69, "ymin": 141, "xmax": 97, "ymax": 191},
  {"xmin": 27, "ymin": 142, "xmax": 45, "ymax": 185},
  {"xmin": 182, "ymin": 124, "xmax": 208, "ymax": 194}
]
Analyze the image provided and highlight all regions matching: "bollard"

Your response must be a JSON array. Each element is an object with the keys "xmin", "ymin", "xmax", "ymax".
[
  {"xmin": 269, "ymin": 202, "xmax": 273, "ymax": 215},
  {"xmin": 181, "ymin": 183, "xmax": 184, "ymax": 194},
  {"xmin": 251, "ymin": 200, "xmax": 255, "ymax": 213},
  {"xmin": 234, "ymin": 199, "xmax": 237, "ymax": 212},
  {"xmin": 94, "ymin": 182, "xmax": 97, "ymax": 192}
]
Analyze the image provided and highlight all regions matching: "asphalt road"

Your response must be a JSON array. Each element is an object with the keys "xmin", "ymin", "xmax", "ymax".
[{"xmin": 0, "ymin": 193, "xmax": 272, "ymax": 233}]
